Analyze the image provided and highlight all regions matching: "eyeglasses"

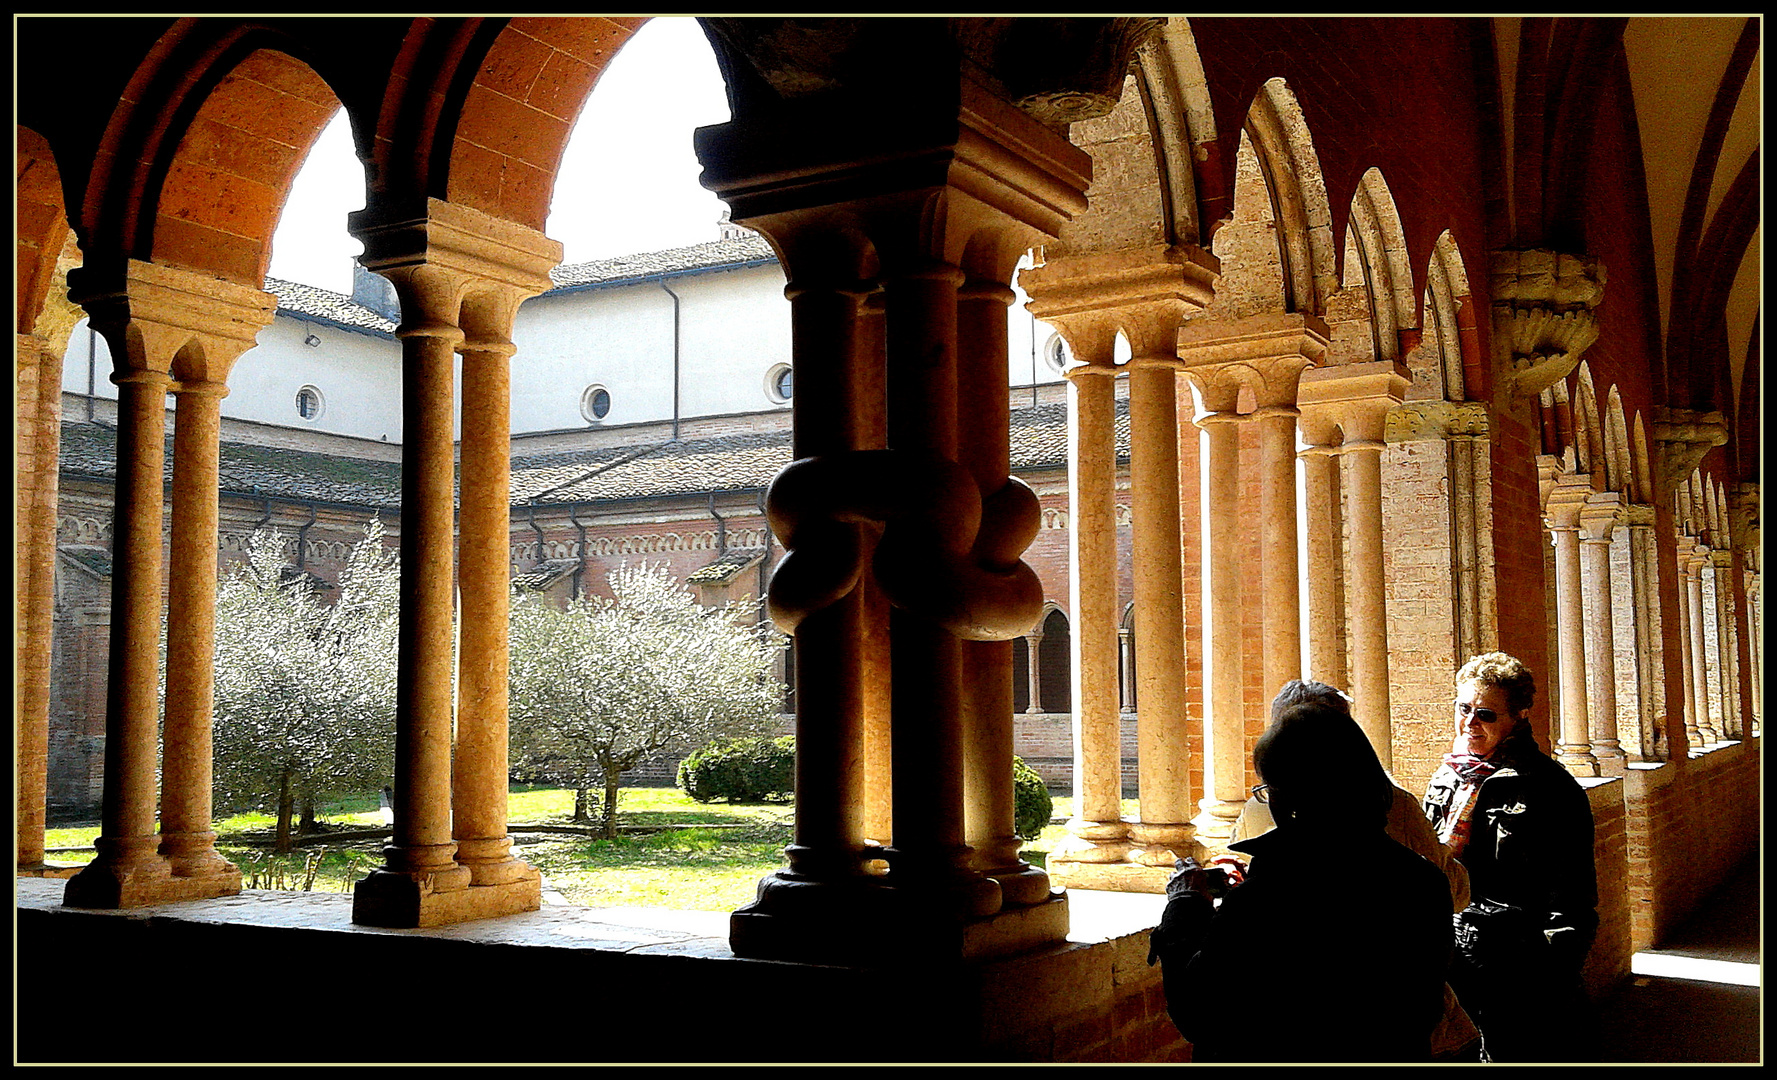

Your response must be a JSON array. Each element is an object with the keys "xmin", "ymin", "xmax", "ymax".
[
  {"xmin": 1251, "ymin": 783, "xmax": 1273, "ymax": 804},
  {"xmin": 1454, "ymin": 701, "xmax": 1504, "ymax": 724}
]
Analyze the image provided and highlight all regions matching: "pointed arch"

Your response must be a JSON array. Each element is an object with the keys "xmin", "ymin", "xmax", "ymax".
[
  {"xmin": 1242, "ymin": 77, "xmax": 1337, "ymax": 316},
  {"xmin": 1132, "ymin": 17, "xmax": 1214, "ymax": 247},
  {"xmin": 1572, "ymin": 362, "xmax": 1604, "ymax": 480},
  {"xmin": 1631, "ymin": 412, "xmax": 1654, "ymax": 506},
  {"xmin": 1424, "ymin": 230, "xmax": 1474, "ymax": 402},
  {"xmin": 17, "ymin": 125, "xmax": 71, "ymax": 336},
  {"xmin": 1342, "ymin": 168, "xmax": 1416, "ymax": 363},
  {"xmin": 1604, "ymin": 385, "xmax": 1631, "ymax": 497}
]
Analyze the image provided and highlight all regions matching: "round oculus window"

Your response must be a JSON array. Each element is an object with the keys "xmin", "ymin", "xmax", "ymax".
[
  {"xmin": 580, "ymin": 384, "xmax": 612, "ymax": 423},
  {"xmin": 766, "ymin": 363, "xmax": 794, "ymax": 403},
  {"xmin": 296, "ymin": 385, "xmax": 325, "ymax": 421}
]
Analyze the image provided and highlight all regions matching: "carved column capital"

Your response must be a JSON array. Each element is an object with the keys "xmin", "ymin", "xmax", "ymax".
[
  {"xmin": 68, "ymin": 259, "xmax": 276, "ymax": 382},
  {"xmin": 1579, "ymin": 491, "xmax": 1623, "ymax": 542},
  {"xmin": 1175, "ymin": 311, "xmax": 1330, "ymax": 413},
  {"xmin": 1543, "ymin": 473, "xmax": 1593, "ymax": 530},
  {"xmin": 1490, "ymin": 248, "xmax": 1606, "ymax": 399},
  {"xmin": 1023, "ymin": 244, "xmax": 1219, "ymax": 362},
  {"xmin": 1649, "ymin": 407, "xmax": 1729, "ymax": 490},
  {"xmin": 1384, "ymin": 399, "xmax": 1490, "ymax": 443},
  {"xmin": 1295, "ymin": 358, "xmax": 1409, "ymax": 447}
]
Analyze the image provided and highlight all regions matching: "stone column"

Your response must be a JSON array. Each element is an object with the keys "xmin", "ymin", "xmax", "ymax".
[
  {"xmin": 1673, "ymin": 534, "xmax": 1704, "ymax": 749},
  {"xmin": 64, "ymin": 260, "xmax": 274, "ymax": 908},
  {"xmin": 350, "ymin": 199, "xmax": 559, "ymax": 927},
  {"xmin": 1176, "ymin": 314, "xmax": 1328, "ymax": 823},
  {"xmin": 1118, "ymin": 623, "xmax": 1136, "ymax": 712},
  {"xmin": 1579, "ymin": 492, "xmax": 1626, "ymax": 775},
  {"xmin": 1709, "ymin": 550, "xmax": 1739, "ymax": 740},
  {"xmin": 1297, "ymin": 359, "xmax": 1406, "ymax": 765},
  {"xmin": 1728, "ymin": 484, "xmax": 1760, "ymax": 731},
  {"xmin": 1297, "ymin": 438, "xmax": 1346, "ymax": 690},
  {"xmin": 453, "ymin": 228, "xmax": 556, "ymax": 904},
  {"xmin": 1023, "ymin": 628, "xmax": 1046, "ymax": 714},
  {"xmin": 1619, "ymin": 504, "xmax": 1665, "ymax": 760},
  {"xmin": 1684, "ymin": 542, "xmax": 1717, "ymax": 745},
  {"xmin": 1544, "ymin": 475, "xmax": 1598, "ymax": 776},
  {"xmin": 1022, "ymin": 247, "xmax": 1216, "ymax": 891}
]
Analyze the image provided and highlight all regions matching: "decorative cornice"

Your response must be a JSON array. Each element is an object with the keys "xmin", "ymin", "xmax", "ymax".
[{"xmin": 1649, "ymin": 407, "xmax": 1729, "ymax": 489}]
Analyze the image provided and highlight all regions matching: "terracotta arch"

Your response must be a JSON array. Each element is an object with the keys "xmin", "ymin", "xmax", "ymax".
[
  {"xmin": 76, "ymin": 20, "xmax": 358, "ymax": 287},
  {"xmin": 17, "ymin": 125, "xmax": 71, "ymax": 336},
  {"xmin": 151, "ymin": 48, "xmax": 341, "ymax": 285},
  {"xmin": 442, "ymin": 17, "xmax": 650, "ymax": 230}
]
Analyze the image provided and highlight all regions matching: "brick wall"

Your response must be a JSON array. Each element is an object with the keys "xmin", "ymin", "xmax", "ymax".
[{"xmin": 1581, "ymin": 776, "xmax": 1631, "ymax": 998}]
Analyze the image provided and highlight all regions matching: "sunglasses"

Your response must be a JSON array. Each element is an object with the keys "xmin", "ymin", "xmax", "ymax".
[{"xmin": 1454, "ymin": 701, "xmax": 1506, "ymax": 724}]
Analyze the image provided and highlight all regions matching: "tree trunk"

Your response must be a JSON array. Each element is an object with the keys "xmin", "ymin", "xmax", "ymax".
[
  {"xmin": 601, "ymin": 765, "xmax": 623, "ymax": 840},
  {"xmin": 275, "ymin": 770, "xmax": 295, "ymax": 854},
  {"xmin": 299, "ymin": 793, "xmax": 318, "ymax": 834},
  {"xmin": 572, "ymin": 787, "xmax": 594, "ymax": 823}
]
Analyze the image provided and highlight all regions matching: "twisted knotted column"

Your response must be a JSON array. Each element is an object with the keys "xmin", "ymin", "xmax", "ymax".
[
  {"xmin": 1579, "ymin": 493, "xmax": 1626, "ymax": 775},
  {"xmin": 1297, "ymin": 360, "xmax": 1405, "ymax": 766},
  {"xmin": 957, "ymin": 273, "xmax": 1051, "ymax": 907},
  {"xmin": 351, "ymin": 200, "xmax": 558, "ymax": 927},
  {"xmin": 1545, "ymin": 476, "xmax": 1598, "ymax": 775},
  {"xmin": 64, "ymin": 260, "xmax": 274, "ymax": 907}
]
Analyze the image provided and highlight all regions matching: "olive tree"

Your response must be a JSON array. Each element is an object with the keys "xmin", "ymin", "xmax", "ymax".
[
  {"xmin": 507, "ymin": 563, "xmax": 783, "ymax": 839},
  {"xmin": 207, "ymin": 523, "xmax": 398, "ymax": 851}
]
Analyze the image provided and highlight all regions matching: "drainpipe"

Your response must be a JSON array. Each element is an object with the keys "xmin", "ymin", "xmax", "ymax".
[
  {"xmin": 656, "ymin": 276, "xmax": 682, "ymax": 441},
  {"xmin": 527, "ymin": 500, "xmax": 547, "ymax": 567},
  {"xmin": 86, "ymin": 324, "xmax": 98, "ymax": 421},
  {"xmin": 708, "ymin": 491, "xmax": 728, "ymax": 557},
  {"xmin": 1030, "ymin": 311, "xmax": 1039, "ymax": 409},
  {"xmin": 253, "ymin": 494, "xmax": 274, "ymax": 532},
  {"xmin": 295, "ymin": 501, "xmax": 318, "ymax": 572},
  {"xmin": 569, "ymin": 502, "xmax": 591, "ymax": 600}
]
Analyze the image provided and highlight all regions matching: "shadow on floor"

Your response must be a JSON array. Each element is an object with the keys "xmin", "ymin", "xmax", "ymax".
[{"xmin": 1595, "ymin": 855, "xmax": 1762, "ymax": 1063}]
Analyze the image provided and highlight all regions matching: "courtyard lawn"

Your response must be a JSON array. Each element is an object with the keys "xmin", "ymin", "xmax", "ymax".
[{"xmin": 35, "ymin": 784, "xmax": 1083, "ymax": 908}]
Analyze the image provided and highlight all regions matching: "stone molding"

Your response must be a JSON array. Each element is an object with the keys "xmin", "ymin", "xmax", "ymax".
[
  {"xmin": 1490, "ymin": 248, "xmax": 1606, "ymax": 399},
  {"xmin": 1022, "ymin": 244, "xmax": 1220, "ymax": 361},
  {"xmin": 68, "ymin": 259, "xmax": 277, "ymax": 383},
  {"xmin": 1296, "ymin": 358, "xmax": 1409, "ymax": 445},
  {"xmin": 1384, "ymin": 398, "xmax": 1490, "ymax": 443}
]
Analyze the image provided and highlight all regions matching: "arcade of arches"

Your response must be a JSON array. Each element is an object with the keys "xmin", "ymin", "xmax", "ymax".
[{"xmin": 15, "ymin": 17, "xmax": 1760, "ymax": 1063}]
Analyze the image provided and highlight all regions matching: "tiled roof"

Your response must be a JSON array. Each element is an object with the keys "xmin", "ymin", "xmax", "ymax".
[
  {"xmin": 59, "ymin": 421, "xmax": 404, "ymax": 509},
  {"xmin": 547, "ymin": 236, "xmax": 778, "ymax": 291},
  {"xmin": 686, "ymin": 548, "xmax": 766, "ymax": 584},
  {"xmin": 59, "ymin": 396, "xmax": 1116, "ymax": 514},
  {"xmin": 265, "ymin": 277, "xmax": 397, "ymax": 336},
  {"xmin": 512, "ymin": 557, "xmax": 581, "ymax": 592}
]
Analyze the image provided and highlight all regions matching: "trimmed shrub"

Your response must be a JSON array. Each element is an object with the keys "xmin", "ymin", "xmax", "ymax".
[
  {"xmin": 1013, "ymin": 755, "xmax": 1053, "ymax": 840},
  {"xmin": 678, "ymin": 735, "xmax": 796, "ymax": 803}
]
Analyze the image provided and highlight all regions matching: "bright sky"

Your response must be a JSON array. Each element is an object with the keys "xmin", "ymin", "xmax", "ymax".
[{"xmin": 268, "ymin": 17, "xmax": 731, "ymax": 294}]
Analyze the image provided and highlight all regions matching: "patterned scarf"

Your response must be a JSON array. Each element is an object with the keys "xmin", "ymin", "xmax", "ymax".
[{"xmin": 1436, "ymin": 751, "xmax": 1502, "ymax": 858}]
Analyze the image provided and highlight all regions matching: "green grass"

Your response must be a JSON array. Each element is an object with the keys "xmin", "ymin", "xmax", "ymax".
[{"xmin": 35, "ymin": 785, "xmax": 1094, "ymax": 909}]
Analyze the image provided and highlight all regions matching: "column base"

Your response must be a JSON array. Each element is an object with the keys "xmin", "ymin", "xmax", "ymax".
[
  {"xmin": 984, "ymin": 863, "xmax": 1054, "ymax": 906},
  {"xmin": 352, "ymin": 865, "xmax": 540, "ymax": 928},
  {"xmin": 1557, "ymin": 748, "xmax": 1601, "ymax": 777},
  {"xmin": 64, "ymin": 857, "xmax": 241, "ymax": 908},
  {"xmin": 1049, "ymin": 858, "xmax": 1182, "ymax": 894},
  {"xmin": 729, "ymin": 871, "xmax": 1070, "ymax": 966}
]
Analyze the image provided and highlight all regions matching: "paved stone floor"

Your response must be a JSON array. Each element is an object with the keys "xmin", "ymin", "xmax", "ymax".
[{"xmin": 1595, "ymin": 855, "xmax": 1762, "ymax": 1063}]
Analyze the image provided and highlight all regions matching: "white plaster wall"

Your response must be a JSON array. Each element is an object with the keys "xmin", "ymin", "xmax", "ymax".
[{"xmin": 62, "ymin": 316, "xmax": 407, "ymax": 443}]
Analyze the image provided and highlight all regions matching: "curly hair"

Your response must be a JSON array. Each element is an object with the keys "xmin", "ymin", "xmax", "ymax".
[{"xmin": 1455, "ymin": 652, "xmax": 1536, "ymax": 717}]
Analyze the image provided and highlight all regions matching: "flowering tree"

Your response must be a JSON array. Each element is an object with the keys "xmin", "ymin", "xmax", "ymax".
[
  {"xmin": 208, "ymin": 523, "xmax": 399, "ymax": 851},
  {"xmin": 507, "ymin": 563, "xmax": 784, "ymax": 839}
]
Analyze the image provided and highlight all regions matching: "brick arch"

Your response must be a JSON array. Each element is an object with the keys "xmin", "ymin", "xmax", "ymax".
[
  {"xmin": 1604, "ymin": 385, "xmax": 1632, "ymax": 497},
  {"xmin": 1423, "ymin": 230, "xmax": 1480, "ymax": 403},
  {"xmin": 1630, "ymin": 411, "xmax": 1654, "ymax": 506},
  {"xmin": 1132, "ymin": 17, "xmax": 1216, "ymax": 247},
  {"xmin": 442, "ymin": 17, "xmax": 650, "ymax": 230},
  {"xmin": 17, "ymin": 125, "xmax": 71, "ymax": 336},
  {"xmin": 1572, "ymin": 361, "xmax": 1605, "ymax": 481}
]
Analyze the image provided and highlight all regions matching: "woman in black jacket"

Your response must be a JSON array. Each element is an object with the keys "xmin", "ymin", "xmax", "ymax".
[{"xmin": 1423, "ymin": 652, "xmax": 1599, "ymax": 1063}]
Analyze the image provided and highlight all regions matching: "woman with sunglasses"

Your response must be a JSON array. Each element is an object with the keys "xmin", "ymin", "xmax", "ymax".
[{"xmin": 1422, "ymin": 652, "xmax": 1599, "ymax": 1063}]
